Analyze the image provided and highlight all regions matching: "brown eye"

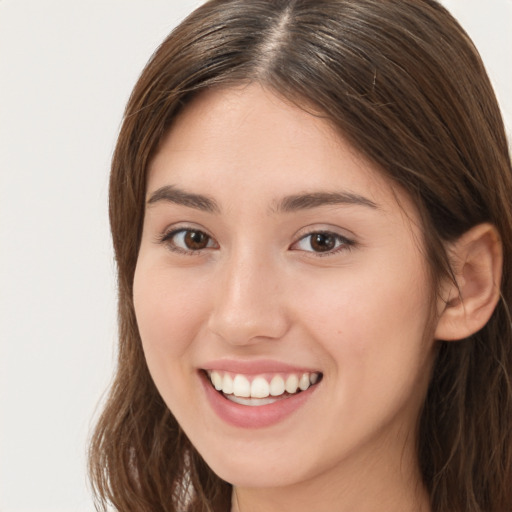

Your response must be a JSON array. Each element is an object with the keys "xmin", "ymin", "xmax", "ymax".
[
  {"xmin": 292, "ymin": 231, "xmax": 353, "ymax": 255},
  {"xmin": 163, "ymin": 228, "xmax": 216, "ymax": 253},
  {"xmin": 184, "ymin": 230, "xmax": 210, "ymax": 250},
  {"xmin": 309, "ymin": 233, "xmax": 336, "ymax": 252}
]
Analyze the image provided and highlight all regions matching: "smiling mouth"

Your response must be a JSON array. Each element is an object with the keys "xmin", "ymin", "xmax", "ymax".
[{"xmin": 204, "ymin": 370, "xmax": 323, "ymax": 406}]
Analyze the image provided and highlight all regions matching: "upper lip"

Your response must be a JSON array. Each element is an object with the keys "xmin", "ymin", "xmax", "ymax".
[{"xmin": 200, "ymin": 358, "xmax": 321, "ymax": 375}]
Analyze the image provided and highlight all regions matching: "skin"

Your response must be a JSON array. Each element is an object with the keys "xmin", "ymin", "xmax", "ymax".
[{"xmin": 133, "ymin": 84, "xmax": 436, "ymax": 512}]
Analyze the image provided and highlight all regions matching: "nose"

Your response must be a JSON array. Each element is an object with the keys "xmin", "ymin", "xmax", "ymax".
[{"xmin": 207, "ymin": 248, "xmax": 290, "ymax": 346}]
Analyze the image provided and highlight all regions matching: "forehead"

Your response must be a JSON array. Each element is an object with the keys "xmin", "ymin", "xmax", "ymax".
[{"xmin": 147, "ymin": 84, "xmax": 414, "ymax": 221}]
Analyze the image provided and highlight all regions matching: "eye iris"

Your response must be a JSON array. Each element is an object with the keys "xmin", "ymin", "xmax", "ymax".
[
  {"xmin": 310, "ymin": 233, "xmax": 335, "ymax": 252},
  {"xmin": 184, "ymin": 230, "xmax": 209, "ymax": 250}
]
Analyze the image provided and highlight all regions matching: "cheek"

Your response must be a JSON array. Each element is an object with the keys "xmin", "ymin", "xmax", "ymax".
[
  {"xmin": 295, "ymin": 282, "xmax": 433, "ymax": 461},
  {"xmin": 293, "ymin": 258, "xmax": 434, "ymax": 396},
  {"xmin": 295, "ymin": 262, "xmax": 430, "ymax": 338},
  {"xmin": 133, "ymin": 260, "xmax": 211, "ymax": 367},
  {"xmin": 132, "ymin": 259, "xmax": 219, "ymax": 429}
]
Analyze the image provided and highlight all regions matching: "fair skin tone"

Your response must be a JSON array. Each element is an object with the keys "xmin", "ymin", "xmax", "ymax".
[{"xmin": 132, "ymin": 84, "xmax": 500, "ymax": 512}]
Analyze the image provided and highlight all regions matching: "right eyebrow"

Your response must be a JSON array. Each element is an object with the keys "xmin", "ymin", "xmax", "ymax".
[
  {"xmin": 274, "ymin": 190, "xmax": 378, "ymax": 213},
  {"xmin": 146, "ymin": 185, "xmax": 220, "ymax": 214}
]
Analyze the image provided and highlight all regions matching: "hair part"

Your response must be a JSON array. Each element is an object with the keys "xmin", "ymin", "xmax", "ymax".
[{"xmin": 89, "ymin": 1, "xmax": 512, "ymax": 510}]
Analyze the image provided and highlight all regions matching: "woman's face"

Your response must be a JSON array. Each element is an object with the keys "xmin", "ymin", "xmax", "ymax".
[{"xmin": 134, "ymin": 84, "xmax": 437, "ymax": 492}]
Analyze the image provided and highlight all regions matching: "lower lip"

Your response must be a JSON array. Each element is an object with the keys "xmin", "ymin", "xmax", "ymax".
[{"xmin": 200, "ymin": 372, "xmax": 318, "ymax": 429}]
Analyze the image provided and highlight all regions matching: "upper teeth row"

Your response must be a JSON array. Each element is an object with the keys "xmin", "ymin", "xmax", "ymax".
[{"xmin": 208, "ymin": 371, "xmax": 320, "ymax": 398}]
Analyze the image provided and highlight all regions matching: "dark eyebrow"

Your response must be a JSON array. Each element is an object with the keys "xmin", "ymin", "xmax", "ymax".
[
  {"xmin": 146, "ymin": 185, "xmax": 220, "ymax": 213},
  {"xmin": 274, "ymin": 191, "xmax": 378, "ymax": 213}
]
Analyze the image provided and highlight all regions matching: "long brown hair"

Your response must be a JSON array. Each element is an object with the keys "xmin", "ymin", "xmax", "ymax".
[{"xmin": 89, "ymin": 1, "xmax": 512, "ymax": 510}]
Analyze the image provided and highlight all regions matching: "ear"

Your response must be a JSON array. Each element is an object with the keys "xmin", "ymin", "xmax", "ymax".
[{"xmin": 435, "ymin": 223, "xmax": 503, "ymax": 341}]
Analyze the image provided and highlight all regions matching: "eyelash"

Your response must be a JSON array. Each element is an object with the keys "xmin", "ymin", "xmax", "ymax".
[
  {"xmin": 158, "ymin": 227, "xmax": 217, "ymax": 255},
  {"xmin": 157, "ymin": 227, "xmax": 355, "ymax": 256},
  {"xmin": 292, "ymin": 231, "xmax": 355, "ymax": 256}
]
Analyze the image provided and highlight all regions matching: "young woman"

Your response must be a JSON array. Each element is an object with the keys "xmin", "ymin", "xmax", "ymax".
[{"xmin": 89, "ymin": 1, "xmax": 512, "ymax": 511}]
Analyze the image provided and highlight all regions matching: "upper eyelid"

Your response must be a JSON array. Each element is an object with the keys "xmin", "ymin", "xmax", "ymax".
[
  {"xmin": 292, "ymin": 231, "xmax": 354, "ymax": 247},
  {"xmin": 153, "ymin": 225, "xmax": 215, "ymax": 251},
  {"xmin": 298, "ymin": 229, "xmax": 350, "ymax": 240},
  {"xmin": 159, "ymin": 223, "xmax": 214, "ymax": 239},
  {"xmin": 293, "ymin": 224, "xmax": 356, "ymax": 241},
  {"xmin": 158, "ymin": 227, "xmax": 218, "ymax": 254},
  {"xmin": 290, "ymin": 228, "xmax": 357, "ymax": 255}
]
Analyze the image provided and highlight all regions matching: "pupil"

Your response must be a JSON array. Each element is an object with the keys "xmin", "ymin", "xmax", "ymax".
[
  {"xmin": 311, "ymin": 233, "xmax": 335, "ymax": 252},
  {"xmin": 185, "ymin": 231, "xmax": 208, "ymax": 249}
]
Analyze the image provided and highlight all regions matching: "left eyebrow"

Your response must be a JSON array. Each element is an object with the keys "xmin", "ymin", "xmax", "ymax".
[
  {"xmin": 273, "ymin": 191, "xmax": 379, "ymax": 213},
  {"xmin": 146, "ymin": 185, "xmax": 220, "ymax": 213}
]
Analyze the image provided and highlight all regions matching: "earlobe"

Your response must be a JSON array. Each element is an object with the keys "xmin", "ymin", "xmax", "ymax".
[{"xmin": 435, "ymin": 223, "xmax": 503, "ymax": 341}]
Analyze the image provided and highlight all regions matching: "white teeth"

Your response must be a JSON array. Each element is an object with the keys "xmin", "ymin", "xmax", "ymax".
[
  {"xmin": 285, "ymin": 374, "xmax": 299, "ymax": 394},
  {"xmin": 251, "ymin": 376, "xmax": 270, "ymax": 398},
  {"xmin": 269, "ymin": 375, "xmax": 285, "ymax": 396},
  {"xmin": 222, "ymin": 373, "xmax": 233, "ymax": 394},
  {"xmin": 232, "ymin": 374, "xmax": 251, "ymax": 397},
  {"xmin": 207, "ymin": 370, "xmax": 321, "ymax": 399},
  {"xmin": 299, "ymin": 373, "xmax": 310, "ymax": 391},
  {"xmin": 211, "ymin": 370, "xmax": 223, "ymax": 391}
]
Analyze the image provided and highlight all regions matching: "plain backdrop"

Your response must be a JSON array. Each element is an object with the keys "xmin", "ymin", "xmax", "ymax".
[{"xmin": 0, "ymin": 1, "xmax": 511, "ymax": 511}]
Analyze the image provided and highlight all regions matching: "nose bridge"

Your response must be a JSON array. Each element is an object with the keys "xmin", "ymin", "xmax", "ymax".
[{"xmin": 208, "ymin": 244, "xmax": 288, "ymax": 344}]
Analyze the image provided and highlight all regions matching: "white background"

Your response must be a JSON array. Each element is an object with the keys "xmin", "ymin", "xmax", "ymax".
[{"xmin": 0, "ymin": 1, "xmax": 511, "ymax": 511}]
